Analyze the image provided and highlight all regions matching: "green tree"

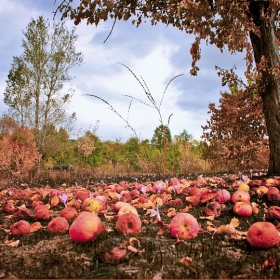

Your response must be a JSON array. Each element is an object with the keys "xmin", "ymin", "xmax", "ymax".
[
  {"xmin": 4, "ymin": 16, "xmax": 83, "ymax": 157},
  {"xmin": 56, "ymin": 0, "xmax": 280, "ymax": 175},
  {"xmin": 151, "ymin": 125, "xmax": 172, "ymax": 150}
]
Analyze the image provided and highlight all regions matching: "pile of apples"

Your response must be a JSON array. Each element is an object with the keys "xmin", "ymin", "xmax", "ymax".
[{"xmin": 1, "ymin": 175, "xmax": 280, "ymax": 260}]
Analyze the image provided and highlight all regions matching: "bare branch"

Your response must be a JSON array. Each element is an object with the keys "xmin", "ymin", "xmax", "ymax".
[{"xmin": 103, "ymin": 17, "xmax": 117, "ymax": 43}]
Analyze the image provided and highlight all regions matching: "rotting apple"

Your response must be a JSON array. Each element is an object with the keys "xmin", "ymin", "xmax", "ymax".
[
  {"xmin": 265, "ymin": 206, "xmax": 280, "ymax": 221},
  {"xmin": 47, "ymin": 216, "xmax": 69, "ymax": 235},
  {"xmin": 231, "ymin": 190, "xmax": 250, "ymax": 204},
  {"xmin": 205, "ymin": 201, "xmax": 222, "ymax": 217},
  {"xmin": 69, "ymin": 211, "xmax": 102, "ymax": 243},
  {"xmin": 99, "ymin": 238, "xmax": 127, "ymax": 263},
  {"xmin": 115, "ymin": 212, "xmax": 142, "ymax": 235},
  {"xmin": 10, "ymin": 220, "xmax": 30, "ymax": 236},
  {"xmin": 247, "ymin": 222, "xmax": 280, "ymax": 249},
  {"xmin": 59, "ymin": 207, "xmax": 78, "ymax": 221},
  {"xmin": 169, "ymin": 213, "xmax": 199, "ymax": 239},
  {"xmin": 34, "ymin": 204, "xmax": 50, "ymax": 220},
  {"xmin": 233, "ymin": 202, "xmax": 253, "ymax": 217},
  {"xmin": 266, "ymin": 187, "xmax": 280, "ymax": 204},
  {"xmin": 217, "ymin": 189, "xmax": 231, "ymax": 203}
]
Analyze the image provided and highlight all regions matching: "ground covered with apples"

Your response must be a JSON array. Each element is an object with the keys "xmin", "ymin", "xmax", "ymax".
[{"xmin": 1, "ymin": 173, "xmax": 280, "ymax": 279}]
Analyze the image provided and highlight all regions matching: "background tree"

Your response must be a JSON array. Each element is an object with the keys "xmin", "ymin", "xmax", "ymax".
[
  {"xmin": 4, "ymin": 15, "xmax": 83, "ymax": 157},
  {"xmin": 56, "ymin": 0, "xmax": 280, "ymax": 175},
  {"xmin": 0, "ymin": 115, "xmax": 41, "ymax": 180},
  {"xmin": 202, "ymin": 87, "xmax": 269, "ymax": 172}
]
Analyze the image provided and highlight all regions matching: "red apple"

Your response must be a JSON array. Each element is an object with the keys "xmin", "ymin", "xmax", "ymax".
[
  {"xmin": 69, "ymin": 211, "xmax": 102, "ymax": 243},
  {"xmin": 217, "ymin": 189, "xmax": 231, "ymax": 203},
  {"xmin": 75, "ymin": 190, "xmax": 90, "ymax": 202},
  {"xmin": 205, "ymin": 201, "xmax": 221, "ymax": 217},
  {"xmin": 47, "ymin": 217, "xmax": 69, "ymax": 235},
  {"xmin": 233, "ymin": 202, "xmax": 252, "ymax": 217},
  {"xmin": 265, "ymin": 206, "xmax": 280, "ymax": 221},
  {"xmin": 10, "ymin": 220, "xmax": 30, "ymax": 236},
  {"xmin": 231, "ymin": 190, "xmax": 250, "ymax": 204},
  {"xmin": 115, "ymin": 213, "xmax": 142, "ymax": 235},
  {"xmin": 266, "ymin": 187, "xmax": 280, "ymax": 204},
  {"xmin": 113, "ymin": 201, "xmax": 131, "ymax": 212},
  {"xmin": 59, "ymin": 207, "xmax": 78, "ymax": 221},
  {"xmin": 247, "ymin": 222, "xmax": 280, "ymax": 249},
  {"xmin": 34, "ymin": 205, "xmax": 50, "ymax": 220},
  {"xmin": 169, "ymin": 213, "xmax": 199, "ymax": 239}
]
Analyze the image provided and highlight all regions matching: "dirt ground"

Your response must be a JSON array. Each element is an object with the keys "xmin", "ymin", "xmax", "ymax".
[{"xmin": 1, "ymin": 174, "xmax": 280, "ymax": 279}]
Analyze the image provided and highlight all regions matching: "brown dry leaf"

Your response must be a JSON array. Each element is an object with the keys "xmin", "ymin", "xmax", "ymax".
[
  {"xmin": 230, "ymin": 234, "xmax": 246, "ymax": 241},
  {"xmin": 206, "ymin": 221, "xmax": 217, "ymax": 232},
  {"xmin": 4, "ymin": 239, "xmax": 20, "ymax": 247},
  {"xmin": 260, "ymin": 257, "xmax": 276, "ymax": 270},
  {"xmin": 167, "ymin": 208, "xmax": 177, "ymax": 217},
  {"xmin": 30, "ymin": 222, "xmax": 45, "ymax": 233},
  {"xmin": 180, "ymin": 205, "xmax": 192, "ymax": 213},
  {"xmin": 4, "ymin": 215, "xmax": 14, "ymax": 219},
  {"xmin": 216, "ymin": 224, "xmax": 236, "ymax": 235},
  {"xmin": 108, "ymin": 191, "xmax": 117, "ymax": 199},
  {"xmin": 199, "ymin": 215, "xmax": 215, "ymax": 221},
  {"xmin": 129, "ymin": 237, "xmax": 141, "ymax": 247},
  {"xmin": 251, "ymin": 202, "xmax": 259, "ymax": 215},
  {"xmin": 50, "ymin": 196, "xmax": 60, "ymax": 207},
  {"xmin": 127, "ymin": 245, "xmax": 139, "ymax": 253},
  {"xmin": 230, "ymin": 217, "xmax": 240, "ymax": 228},
  {"xmin": 200, "ymin": 192, "xmax": 217, "ymax": 203},
  {"xmin": 179, "ymin": 256, "xmax": 193, "ymax": 267},
  {"xmin": 143, "ymin": 200, "xmax": 156, "ymax": 209}
]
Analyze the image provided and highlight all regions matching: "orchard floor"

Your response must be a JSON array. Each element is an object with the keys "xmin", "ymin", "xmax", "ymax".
[{"xmin": 1, "ymin": 174, "xmax": 280, "ymax": 279}]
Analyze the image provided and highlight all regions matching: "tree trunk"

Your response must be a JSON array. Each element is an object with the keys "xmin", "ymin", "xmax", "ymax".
[{"xmin": 249, "ymin": 1, "xmax": 280, "ymax": 175}]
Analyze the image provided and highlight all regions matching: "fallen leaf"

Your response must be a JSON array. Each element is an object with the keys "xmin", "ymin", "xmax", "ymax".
[
  {"xmin": 179, "ymin": 256, "xmax": 193, "ymax": 267},
  {"xmin": 4, "ymin": 239, "xmax": 20, "ymax": 247},
  {"xmin": 129, "ymin": 237, "xmax": 141, "ymax": 247},
  {"xmin": 127, "ymin": 245, "xmax": 138, "ymax": 253},
  {"xmin": 30, "ymin": 222, "xmax": 45, "ymax": 233},
  {"xmin": 261, "ymin": 257, "xmax": 276, "ymax": 270},
  {"xmin": 230, "ymin": 217, "xmax": 240, "ymax": 228},
  {"xmin": 216, "ymin": 224, "xmax": 236, "ymax": 235},
  {"xmin": 199, "ymin": 215, "xmax": 215, "ymax": 221}
]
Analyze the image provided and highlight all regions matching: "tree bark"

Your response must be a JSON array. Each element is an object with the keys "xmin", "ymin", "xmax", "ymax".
[{"xmin": 249, "ymin": 1, "xmax": 280, "ymax": 175}]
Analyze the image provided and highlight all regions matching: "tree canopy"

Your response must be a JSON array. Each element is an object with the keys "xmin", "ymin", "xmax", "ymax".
[
  {"xmin": 4, "ymin": 16, "xmax": 83, "ymax": 157},
  {"xmin": 56, "ymin": 0, "xmax": 280, "ymax": 175}
]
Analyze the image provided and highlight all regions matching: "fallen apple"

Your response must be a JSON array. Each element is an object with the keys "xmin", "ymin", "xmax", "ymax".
[
  {"xmin": 233, "ymin": 201, "xmax": 252, "ymax": 217},
  {"xmin": 59, "ymin": 207, "xmax": 78, "ymax": 221},
  {"xmin": 81, "ymin": 198, "xmax": 101, "ymax": 214},
  {"xmin": 247, "ymin": 222, "xmax": 280, "ymax": 249},
  {"xmin": 69, "ymin": 211, "xmax": 102, "ymax": 243},
  {"xmin": 47, "ymin": 216, "xmax": 69, "ymax": 235},
  {"xmin": 169, "ymin": 213, "xmax": 199, "ymax": 239},
  {"xmin": 238, "ymin": 183, "xmax": 250, "ymax": 192},
  {"xmin": 231, "ymin": 190, "xmax": 250, "ymax": 204},
  {"xmin": 217, "ymin": 189, "xmax": 231, "ymax": 203},
  {"xmin": 115, "ymin": 213, "xmax": 142, "ymax": 235},
  {"xmin": 10, "ymin": 220, "xmax": 30, "ymax": 236},
  {"xmin": 205, "ymin": 201, "xmax": 221, "ymax": 217},
  {"xmin": 266, "ymin": 187, "xmax": 280, "ymax": 204},
  {"xmin": 265, "ymin": 206, "xmax": 280, "ymax": 221},
  {"xmin": 34, "ymin": 205, "xmax": 50, "ymax": 220}
]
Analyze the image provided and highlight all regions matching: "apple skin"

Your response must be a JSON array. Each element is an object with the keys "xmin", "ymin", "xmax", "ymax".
[
  {"xmin": 69, "ymin": 211, "xmax": 102, "ymax": 243},
  {"xmin": 233, "ymin": 202, "xmax": 252, "ymax": 217},
  {"xmin": 47, "ymin": 217, "xmax": 69, "ymax": 235},
  {"xmin": 231, "ymin": 190, "xmax": 251, "ymax": 204},
  {"xmin": 10, "ymin": 220, "xmax": 30, "ymax": 236},
  {"xmin": 265, "ymin": 206, "xmax": 280, "ymax": 221},
  {"xmin": 115, "ymin": 213, "xmax": 142, "ymax": 235},
  {"xmin": 59, "ymin": 207, "xmax": 78, "ymax": 221},
  {"xmin": 246, "ymin": 222, "xmax": 280, "ymax": 249},
  {"xmin": 113, "ymin": 201, "xmax": 131, "ymax": 212},
  {"xmin": 169, "ymin": 213, "xmax": 199, "ymax": 239},
  {"xmin": 217, "ymin": 189, "xmax": 231, "ymax": 203}
]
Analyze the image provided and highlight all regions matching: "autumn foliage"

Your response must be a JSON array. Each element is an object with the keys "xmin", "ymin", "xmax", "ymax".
[
  {"xmin": 0, "ymin": 115, "xmax": 41, "ymax": 179},
  {"xmin": 202, "ymin": 88, "xmax": 269, "ymax": 172}
]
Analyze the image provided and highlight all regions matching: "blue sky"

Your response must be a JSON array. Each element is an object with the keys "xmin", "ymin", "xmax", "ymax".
[{"xmin": 0, "ymin": 0, "xmax": 247, "ymax": 142}]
